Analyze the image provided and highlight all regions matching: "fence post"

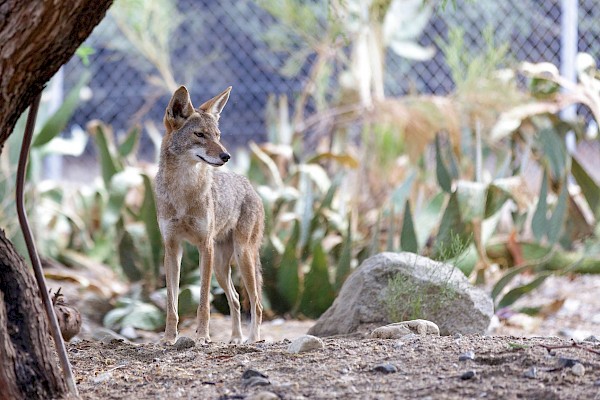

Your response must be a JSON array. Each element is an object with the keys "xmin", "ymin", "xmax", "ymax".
[{"xmin": 560, "ymin": 0, "xmax": 578, "ymax": 152}]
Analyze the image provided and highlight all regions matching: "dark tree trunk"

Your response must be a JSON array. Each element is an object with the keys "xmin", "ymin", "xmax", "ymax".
[
  {"xmin": 0, "ymin": 0, "xmax": 113, "ymax": 151},
  {"xmin": 0, "ymin": 230, "xmax": 64, "ymax": 399},
  {"xmin": 0, "ymin": 1, "xmax": 113, "ymax": 398}
]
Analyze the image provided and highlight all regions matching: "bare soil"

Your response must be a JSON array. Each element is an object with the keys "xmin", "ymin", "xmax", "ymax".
[
  {"xmin": 52, "ymin": 273, "xmax": 600, "ymax": 399},
  {"xmin": 70, "ymin": 331, "xmax": 600, "ymax": 399}
]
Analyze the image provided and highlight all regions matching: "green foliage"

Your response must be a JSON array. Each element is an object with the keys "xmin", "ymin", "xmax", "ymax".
[
  {"xmin": 435, "ymin": 134, "xmax": 458, "ymax": 193},
  {"xmin": 33, "ymin": 72, "xmax": 90, "ymax": 148},
  {"xmin": 384, "ymin": 236, "xmax": 465, "ymax": 323},
  {"xmin": 254, "ymin": 146, "xmax": 358, "ymax": 316},
  {"xmin": 400, "ymin": 201, "xmax": 417, "ymax": 253},
  {"xmin": 249, "ymin": 96, "xmax": 363, "ymax": 317},
  {"xmin": 572, "ymin": 157, "xmax": 600, "ymax": 218},
  {"xmin": 15, "ymin": 5, "xmax": 600, "ymax": 330},
  {"xmin": 299, "ymin": 243, "xmax": 336, "ymax": 318},
  {"xmin": 104, "ymin": 297, "xmax": 165, "ymax": 331},
  {"xmin": 0, "ymin": 76, "xmax": 90, "ymax": 256},
  {"xmin": 80, "ymin": 122, "xmax": 162, "ymax": 288}
]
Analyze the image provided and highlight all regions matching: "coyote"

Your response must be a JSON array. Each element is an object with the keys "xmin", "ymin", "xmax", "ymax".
[{"xmin": 154, "ymin": 86, "xmax": 264, "ymax": 345}]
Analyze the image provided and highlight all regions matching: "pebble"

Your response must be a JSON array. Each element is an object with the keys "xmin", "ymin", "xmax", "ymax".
[
  {"xmin": 557, "ymin": 357, "xmax": 579, "ymax": 368},
  {"xmin": 242, "ymin": 369, "xmax": 268, "ymax": 380},
  {"xmin": 523, "ymin": 367, "xmax": 537, "ymax": 379},
  {"xmin": 594, "ymin": 379, "xmax": 600, "ymax": 386},
  {"xmin": 246, "ymin": 391, "xmax": 280, "ymax": 400},
  {"xmin": 120, "ymin": 326, "xmax": 138, "ymax": 340},
  {"xmin": 459, "ymin": 351, "xmax": 475, "ymax": 361},
  {"xmin": 242, "ymin": 369, "xmax": 270, "ymax": 388},
  {"xmin": 244, "ymin": 377, "xmax": 271, "ymax": 388},
  {"xmin": 92, "ymin": 328, "xmax": 129, "ymax": 343},
  {"xmin": 460, "ymin": 370, "xmax": 476, "ymax": 380},
  {"xmin": 372, "ymin": 363, "xmax": 397, "ymax": 374},
  {"xmin": 371, "ymin": 320, "xmax": 440, "ymax": 339},
  {"xmin": 174, "ymin": 336, "xmax": 196, "ymax": 350},
  {"xmin": 370, "ymin": 325, "xmax": 411, "ymax": 339},
  {"xmin": 583, "ymin": 335, "xmax": 599, "ymax": 343},
  {"xmin": 571, "ymin": 363, "xmax": 585, "ymax": 377},
  {"xmin": 287, "ymin": 335, "xmax": 325, "ymax": 353}
]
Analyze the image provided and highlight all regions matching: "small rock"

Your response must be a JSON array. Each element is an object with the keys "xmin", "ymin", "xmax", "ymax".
[
  {"xmin": 402, "ymin": 333, "xmax": 419, "ymax": 341},
  {"xmin": 244, "ymin": 377, "xmax": 271, "ymax": 388},
  {"xmin": 242, "ymin": 369, "xmax": 270, "ymax": 388},
  {"xmin": 242, "ymin": 369, "xmax": 268, "ymax": 380},
  {"xmin": 92, "ymin": 328, "xmax": 128, "ymax": 343},
  {"xmin": 174, "ymin": 336, "xmax": 196, "ymax": 350},
  {"xmin": 372, "ymin": 363, "xmax": 397, "ymax": 374},
  {"xmin": 594, "ymin": 379, "xmax": 600, "ymax": 386},
  {"xmin": 246, "ymin": 391, "xmax": 280, "ymax": 400},
  {"xmin": 453, "ymin": 333, "xmax": 463, "ymax": 340},
  {"xmin": 370, "ymin": 325, "xmax": 411, "ymax": 339},
  {"xmin": 287, "ymin": 335, "xmax": 324, "ymax": 353},
  {"xmin": 523, "ymin": 367, "xmax": 537, "ymax": 379},
  {"xmin": 557, "ymin": 357, "xmax": 579, "ymax": 368},
  {"xmin": 571, "ymin": 363, "xmax": 585, "ymax": 377},
  {"xmin": 458, "ymin": 351, "xmax": 475, "ymax": 361},
  {"xmin": 371, "ymin": 320, "xmax": 439, "ymax": 339},
  {"xmin": 120, "ymin": 326, "xmax": 138, "ymax": 340},
  {"xmin": 460, "ymin": 370, "xmax": 476, "ymax": 380},
  {"xmin": 583, "ymin": 335, "xmax": 599, "ymax": 343}
]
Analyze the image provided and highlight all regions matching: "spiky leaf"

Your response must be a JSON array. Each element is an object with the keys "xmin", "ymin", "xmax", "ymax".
[
  {"xmin": 277, "ymin": 221, "xmax": 301, "ymax": 308},
  {"xmin": 335, "ymin": 215, "xmax": 352, "ymax": 291},
  {"xmin": 571, "ymin": 157, "xmax": 600, "ymax": 219},
  {"xmin": 32, "ymin": 71, "xmax": 90, "ymax": 147},
  {"xmin": 532, "ymin": 172, "xmax": 548, "ymax": 242},
  {"xmin": 401, "ymin": 201, "xmax": 418, "ymax": 253},
  {"xmin": 118, "ymin": 125, "xmax": 141, "ymax": 157},
  {"xmin": 299, "ymin": 243, "xmax": 335, "ymax": 318}
]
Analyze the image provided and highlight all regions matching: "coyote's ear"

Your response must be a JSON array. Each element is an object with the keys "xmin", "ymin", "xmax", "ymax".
[
  {"xmin": 165, "ymin": 86, "xmax": 195, "ymax": 130},
  {"xmin": 198, "ymin": 86, "xmax": 232, "ymax": 119}
]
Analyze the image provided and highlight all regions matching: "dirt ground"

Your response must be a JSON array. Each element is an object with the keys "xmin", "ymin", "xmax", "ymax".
[
  {"xmin": 58, "ymin": 274, "xmax": 600, "ymax": 399},
  {"xmin": 70, "ymin": 332, "xmax": 600, "ymax": 399}
]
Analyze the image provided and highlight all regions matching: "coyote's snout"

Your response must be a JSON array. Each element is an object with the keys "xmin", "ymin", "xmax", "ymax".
[{"xmin": 155, "ymin": 86, "xmax": 264, "ymax": 345}]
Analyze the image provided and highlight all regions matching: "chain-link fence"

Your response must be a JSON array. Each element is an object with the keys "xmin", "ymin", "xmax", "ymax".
[{"xmin": 58, "ymin": 0, "xmax": 598, "ymax": 171}]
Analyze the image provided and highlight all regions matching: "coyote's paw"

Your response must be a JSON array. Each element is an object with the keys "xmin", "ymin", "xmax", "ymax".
[
  {"xmin": 246, "ymin": 334, "xmax": 261, "ymax": 343},
  {"xmin": 160, "ymin": 335, "xmax": 177, "ymax": 346},
  {"xmin": 229, "ymin": 336, "xmax": 243, "ymax": 345},
  {"xmin": 194, "ymin": 334, "xmax": 212, "ymax": 346}
]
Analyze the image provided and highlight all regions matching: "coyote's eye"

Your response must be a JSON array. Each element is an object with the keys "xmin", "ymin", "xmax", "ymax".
[{"xmin": 194, "ymin": 132, "xmax": 205, "ymax": 139}]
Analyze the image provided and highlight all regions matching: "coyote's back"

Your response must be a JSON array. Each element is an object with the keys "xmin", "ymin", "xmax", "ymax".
[{"xmin": 154, "ymin": 85, "xmax": 264, "ymax": 345}]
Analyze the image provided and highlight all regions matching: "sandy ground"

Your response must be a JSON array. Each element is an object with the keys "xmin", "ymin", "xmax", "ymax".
[
  {"xmin": 52, "ymin": 273, "xmax": 600, "ymax": 399},
  {"xmin": 70, "ymin": 333, "xmax": 600, "ymax": 399}
]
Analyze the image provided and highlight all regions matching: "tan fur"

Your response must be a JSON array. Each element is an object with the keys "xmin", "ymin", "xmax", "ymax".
[{"xmin": 155, "ymin": 86, "xmax": 264, "ymax": 345}]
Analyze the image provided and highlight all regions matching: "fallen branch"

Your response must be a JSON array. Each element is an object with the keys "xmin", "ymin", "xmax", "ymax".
[{"xmin": 539, "ymin": 341, "xmax": 600, "ymax": 356}]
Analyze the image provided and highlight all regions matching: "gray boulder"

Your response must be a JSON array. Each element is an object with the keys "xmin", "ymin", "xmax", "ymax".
[{"xmin": 308, "ymin": 252, "xmax": 494, "ymax": 336}]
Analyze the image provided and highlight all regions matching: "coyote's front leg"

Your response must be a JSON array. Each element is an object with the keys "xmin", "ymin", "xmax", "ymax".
[
  {"xmin": 161, "ymin": 239, "xmax": 182, "ymax": 345},
  {"xmin": 195, "ymin": 239, "xmax": 214, "ymax": 344}
]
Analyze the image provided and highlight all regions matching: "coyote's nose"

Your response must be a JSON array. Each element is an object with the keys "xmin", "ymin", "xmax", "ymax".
[{"xmin": 219, "ymin": 152, "xmax": 231, "ymax": 162}]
